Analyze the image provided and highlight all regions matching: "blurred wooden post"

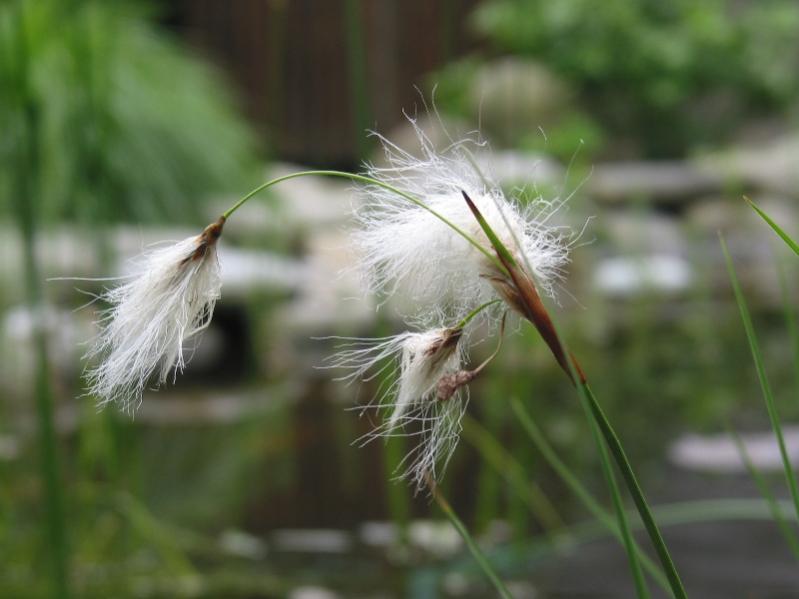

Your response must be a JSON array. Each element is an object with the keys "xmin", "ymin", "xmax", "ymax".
[{"xmin": 177, "ymin": 0, "xmax": 479, "ymax": 166}]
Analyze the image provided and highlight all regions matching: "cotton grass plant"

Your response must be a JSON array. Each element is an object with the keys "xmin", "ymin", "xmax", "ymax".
[{"xmin": 82, "ymin": 124, "xmax": 687, "ymax": 597}]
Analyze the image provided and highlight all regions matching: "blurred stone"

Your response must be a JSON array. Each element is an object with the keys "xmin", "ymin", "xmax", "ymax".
[
  {"xmin": 0, "ymin": 434, "xmax": 20, "ymax": 461},
  {"xmin": 354, "ymin": 519, "xmax": 464, "ymax": 558},
  {"xmin": 691, "ymin": 194, "xmax": 795, "ymax": 308},
  {"xmin": 506, "ymin": 581, "xmax": 539, "ymax": 599},
  {"xmin": 270, "ymin": 529, "xmax": 352, "ymax": 554},
  {"xmin": 407, "ymin": 519, "xmax": 462, "ymax": 558},
  {"xmin": 686, "ymin": 196, "xmax": 746, "ymax": 233},
  {"xmin": 218, "ymin": 529, "xmax": 267, "ymax": 560},
  {"xmin": 699, "ymin": 134, "xmax": 799, "ymax": 197},
  {"xmin": 288, "ymin": 587, "xmax": 340, "ymax": 599},
  {"xmin": 0, "ymin": 305, "xmax": 92, "ymax": 398},
  {"xmin": 216, "ymin": 244, "xmax": 305, "ymax": 296},
  {"xmin": 593, "ymin": 254, "xmax": 694, "ymax": 297},
  {"xmin": 669, "ymin": 428, "xmax": 799, "ymax": 474},
  {"xmin": 470, "ymin": 58, "xmax": 572, "ymax": 145},
  {"xmin": 443, "ymin": 572, "xmax": 471, "ymax": 596},
  {"xmin": 277, "ymin": 228, "xmax": 375, "ymax": 334},
  {"xmin": 359, "ymin": 521, "xmax": 396, "ymax": 548},
  {"xmin": 588, "ymin": 161, "xmax": 724, "ymax": 205},
  {"xmin": 601, "ymin": 211, "xmax": 686, "ymax": 255}
]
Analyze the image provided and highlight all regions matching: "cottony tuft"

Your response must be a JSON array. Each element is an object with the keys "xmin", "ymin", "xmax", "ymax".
[
  {"xmin": 324, "ymin": 327, "xmax": 468, "ymax": 491},
  {"xmin": 86, "ymin": 217, "xmax": 225, "ymax": 412},
  {"xmin": 353, "ymin": 120, "xmax": 575, "ymax": 326}
]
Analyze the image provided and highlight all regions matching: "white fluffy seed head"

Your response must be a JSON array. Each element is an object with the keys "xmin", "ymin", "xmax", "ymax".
[
  {"xmin": 353, "ymin": 120, "xmax": 573, "ymax": 324},
  {"xmin": 86, "ymin": 219, "xmax": 225, "ymax": 413},
  {"xmin": 324, "ymin": 327, "xmax": 467, "ymax": 492}
]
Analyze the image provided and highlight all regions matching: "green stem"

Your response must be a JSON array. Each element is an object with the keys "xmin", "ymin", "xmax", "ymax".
[
  {"xmin": 463, "ymin": 415, "xmax": 564, "ymax": 534},
  {"xmin": 511, "ymin": 399, "xmax": 670, "ymax": 592},
  {"xmin": 428, "ymin": 479, "xmax": 513, "ymax": 599},
  {"xmin": 580, "ymin": 383, "xmax": 687, "ymax": 599},
  {"xmin": 721, "ymin": 236, "xmax": 799, "ymax": 528},
  {"xmin": 222, "ymin": 170, "xmax": 504, "ymax": 273},
  {"xmin": 730, "ymin": 427, "xmax": 799, "ymax": 559},
  {"xmin": 15, "ymin": 5, "xmax": 70, "ymax": 597},
  {"xmin": 456, "ymin": 299, "xmax": 502, "ymax": 330},
  {"xmin": 582, "ymin": 397, "xmax": 650, "ymax": 598},
  {"xmin": 775, "ymin": 257, "xmax": 799, "ymax": 405}
]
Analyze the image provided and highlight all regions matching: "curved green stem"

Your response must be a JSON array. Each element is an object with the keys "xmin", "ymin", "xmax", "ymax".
[
  {"xmin": 456, "ymin": 299, "xmax": 502, "ymax": 330},
  {"xmin": 223, "ymin": 170, "xmax": 504, "ymax": 273}
]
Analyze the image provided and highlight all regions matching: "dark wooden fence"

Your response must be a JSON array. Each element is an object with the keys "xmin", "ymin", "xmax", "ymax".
[{"xmin": 175, "ymin": 0, "xmax": 480, "ymax": 166}]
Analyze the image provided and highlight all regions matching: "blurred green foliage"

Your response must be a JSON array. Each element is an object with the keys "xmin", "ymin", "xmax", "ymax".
[
  {"xmin": 0, "ymin": 0, "xmax": 259, "ymax": 226},
  {"xmin": 454, "ymin": 0, "xmax": 799, "ymax": 157}
]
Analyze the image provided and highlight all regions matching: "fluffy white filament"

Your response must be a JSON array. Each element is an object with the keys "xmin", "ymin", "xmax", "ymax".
[
  {"xmin": 324, "ymin": 328, "xmax": 467, "ymax": 491},
  {"xmin": 354, "ymin": 121, "xmax": 573, "ymax": 324},
  {"xmin": 86, "ymin": 230, "xmax": 223, "ymax": 412}
]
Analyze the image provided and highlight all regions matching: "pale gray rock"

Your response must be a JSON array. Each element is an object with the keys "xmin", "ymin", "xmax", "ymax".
[
  {"xmin": 600, "ymin": 211, "xmax": 686, "ymax": 255},
  {"xmin": 288, "ymin": 587, "xmax": 340, "ymax": 599},
  {"xmin": 669, "ymin": 428, "xmax": 799, "ymax": 474},
  {"xmin": 588, "ymin": 160, "xmax": 725, "ymax": 205},
  {"xmin": 0, "ymin": 305, "xmax": 92, "ymax": 398},
  {"xmin": 593, "ymin": 254, "xmax": 694, "ymax": 297},
  {"xmin": 270, "ymin": 529, "xmax": 352, "ymax": 554},
  {"xmin": 699, "ymin": 134, "xmax": 799, "ymax": 197}
]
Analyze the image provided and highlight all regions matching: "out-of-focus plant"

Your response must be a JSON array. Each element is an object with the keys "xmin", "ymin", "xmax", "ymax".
[
  {"xmin": 0, "ymin": 0, "xmax": 259, "ymax": 226},
  {"xmin": 464, "ymin": 0, "xmax": 799, "ymax": 157}
]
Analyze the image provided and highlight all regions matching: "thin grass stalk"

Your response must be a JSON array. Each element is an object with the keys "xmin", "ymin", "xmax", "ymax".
[
  {"xmin": 581, "ymin": 397, "xmax": 650, "ymax": 598},
  {"xmin": 510, "ymin": 398, "xmax": 670, "ymax": 592},
  {"xmin": 730, "ymin": 428, "xmax": 799, "ymax": 559},
  {"xmin": 744, "ymin": 196, "xmax": 799, "ymax": 256},
  {"xmin": 463, "ymin": 416, "xmax": 564, "ymax": 534},
  {"xmin": 721, "ymin": 236, "xmax": 799, "ymax": 526},
  {"xmin": 461, "ymin": 191, "xmax": 687, "ymax": 598},
  {"xmin": 472, "ymin": 400, "xmax": 504, "ymax": 534},
  {"xmin": 14, "ymin": 4, "xmax": 70, "ymax": 596},
  {"xmin": 425, "ymin": 476, "xmax": 513, "ymax": 599},
  {"xmin": 775, "ymin": 258, "xmax": 799, "ymax": 403},
  {"xmin": 579, "ymin": 383, "xmax": 685, "ymax": 598}
]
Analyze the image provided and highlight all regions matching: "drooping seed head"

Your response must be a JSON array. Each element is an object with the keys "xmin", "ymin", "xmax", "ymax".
[
  {"xmin": 85, "ymin": 217, "xmax": 226, "ymax": 412},
  {"xmin": 323, "ymin": 326, "xmax": 468, "ymax": 491}
]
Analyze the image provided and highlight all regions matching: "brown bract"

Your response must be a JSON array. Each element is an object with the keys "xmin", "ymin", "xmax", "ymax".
[
  {"xmin": 461, "ymin": 191, "xmax": 585, "ymax": 386},
  {"xmin": 183, "ymin": 215, "xmax": 226, "ymax": 265}
]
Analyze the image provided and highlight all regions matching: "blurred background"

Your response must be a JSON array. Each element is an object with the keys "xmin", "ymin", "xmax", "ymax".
[{"xmin": 2, "ymin": 0, "xmax": 799, "ymax": 597}]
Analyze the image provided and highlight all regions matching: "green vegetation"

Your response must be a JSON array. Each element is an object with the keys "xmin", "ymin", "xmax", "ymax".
[
  {"xmin": 0, "ymin": 0, "xmax": 259, "ymax": 226},
  {"xmin": 435, "ymin": 0, "xmax": 799, "ymax": 157}
]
